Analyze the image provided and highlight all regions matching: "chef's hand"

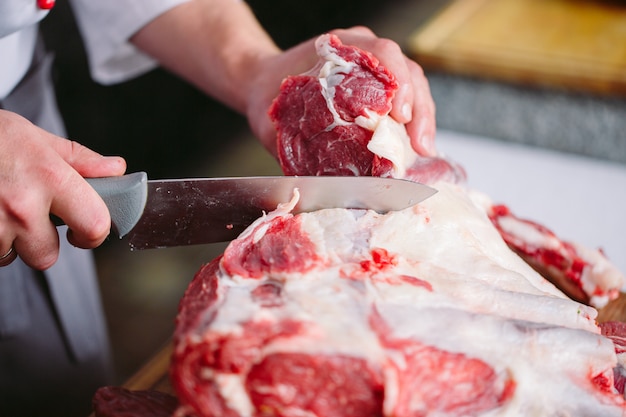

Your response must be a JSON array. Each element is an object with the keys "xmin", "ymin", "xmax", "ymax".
[
  {"xmin": 0, "ymin": 110, "xmax": 126, "ymax": 269},
  {"xmin": 246, "ymin": 26, "xmax": 437, "ymax": 157}
]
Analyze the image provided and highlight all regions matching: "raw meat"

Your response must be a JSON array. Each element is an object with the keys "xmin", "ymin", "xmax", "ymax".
[
  {"xmin": 269, "ymin": 33, "xmax": 396, "ymax": 177},
  {"xmin": 484, "ymin": 201, "xmax": 623, "ymax": 307},
  {"xmin": 94, "ymin": 34, "xmax": 626, "ymax": 416},
  {"xmin": 170, "ymin": 184, "xmax": 626, "ymax": 416},
  {"xmin": 268, "ymin": 34, "xmax": 465, "ymax": 184},
  {"xmin": 600, "ymin": 321, "xmax": 626, "ymax": 395}
]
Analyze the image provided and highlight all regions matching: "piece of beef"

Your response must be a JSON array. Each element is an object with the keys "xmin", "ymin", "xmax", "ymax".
[
  {"xmin": 269, "ymin": 33, "xmax": 396, "ymax": 177},
  {"xmin": 485, "ymin": 203, "xmax": 623, "ymax": 308}
]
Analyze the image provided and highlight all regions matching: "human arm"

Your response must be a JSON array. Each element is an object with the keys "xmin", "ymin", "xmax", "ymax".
[
  {"xmin": 0, "ymin": 110, "xmax": 126, "ymax": 269},
  {"xmin": 129, "ymin": 0, "xmax": 436, "ymax": 156}
]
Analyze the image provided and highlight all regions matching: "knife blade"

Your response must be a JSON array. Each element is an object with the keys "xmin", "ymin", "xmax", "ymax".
[{"xmin": 81, "ymin": 172, "xmax": 437, "ymax": 250}]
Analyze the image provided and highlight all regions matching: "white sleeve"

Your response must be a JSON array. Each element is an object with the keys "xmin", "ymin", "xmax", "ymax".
[
  {"xmin": 68, "ymin": 0, "xmax": 190, "ymax": 85},
  {"xmin": 0, "ymin": 0, "xmax": 49, "ymax": 38}
]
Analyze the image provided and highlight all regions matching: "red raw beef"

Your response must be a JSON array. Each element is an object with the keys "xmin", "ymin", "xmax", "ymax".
[
  {"xmin": 171, "ymin": 224, "xmax": 507, "ymax": 417},
  {"xmin": 600, "ymin": 321, "xmax": 626, "ymax": 395},
  {"xmin": 269, "ymin": 34, "xmax": 397, "ymax": 177},
  {"xmin": 486, "ymin": 203, "xmax": 622, "ymax": 308},
  {"xmin": 246, "ymin": 353, "xmax": 385, "ymax": 417},
  {"xmin": 269, "ymin": 34, "xmax": 465, "ymax": 184}
]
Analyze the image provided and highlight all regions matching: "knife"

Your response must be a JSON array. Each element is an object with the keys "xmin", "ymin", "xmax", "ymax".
[{"xmin": 76, "ymin": 172, "xmax": 436, "ymax": 250}]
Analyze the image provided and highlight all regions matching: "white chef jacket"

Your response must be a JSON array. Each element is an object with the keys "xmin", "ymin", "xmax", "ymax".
[
  {"xmin": 0, "ymin": 0, "xmax": 189, "ymax": 100},
  {"xmin": 0, "ymin": 0, "xmax": 48, "ymax": 99}
]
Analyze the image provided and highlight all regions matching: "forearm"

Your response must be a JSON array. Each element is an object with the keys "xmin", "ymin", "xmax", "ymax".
[{"xmin": 130, "ymin": 0, "xmax": 280, "ymax": 115}]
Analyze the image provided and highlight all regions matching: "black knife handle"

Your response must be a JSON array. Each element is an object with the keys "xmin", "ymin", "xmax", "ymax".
[{"xmin": 51, "ymin": 172, "xmax": 148, "ymax": 238}]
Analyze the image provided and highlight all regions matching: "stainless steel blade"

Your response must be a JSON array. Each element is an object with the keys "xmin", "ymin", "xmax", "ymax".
[{"xmin": 126, "ymin": 176, "xmax": 436, "ymax": 250}]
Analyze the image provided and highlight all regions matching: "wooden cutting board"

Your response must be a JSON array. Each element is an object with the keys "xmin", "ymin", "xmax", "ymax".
[
  {"xmin": 121, "ymin": 342, "xmax": 175, "ymax": 395},
  {"xmin": 407, "ymin": 0, "xmax": 626, "ymax": 95}
]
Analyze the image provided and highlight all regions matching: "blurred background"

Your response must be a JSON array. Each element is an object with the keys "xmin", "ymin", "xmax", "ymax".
[{"xmin": 40, "ymin": 0, "xmax": 626, "ymax": 384}]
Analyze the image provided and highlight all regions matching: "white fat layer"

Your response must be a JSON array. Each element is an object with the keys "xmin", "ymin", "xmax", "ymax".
[
  {"xmin": 377, "ymin": 304, "xmax": 618, "ymax": 416},
  {"xmin": 315, "ymin": 37, "xmax": 355, "ymax": 130},
  {"xmin": 371, "ymin": 315, "xmax": 613, "ymax": 414},
  {"xmin": 575, "ymin": 241, "xmax": 624, "ymax": 308},
  {"xmin": 214, "ymin": 373, "xmax": 253, "ymax": 417},
  {"xmin": 361, "ymin": 184, "xmax": 556, "ymax": 295},
  {"xmin": 366, "ymin": 115, "xmax": 417, "ymax": 178},
  {"xmin": 498, "ymin": 216, "xmax": 561, "ymax": 249},
  {"xmin": 190, "ymin": 181, "xmax": 623, "ymax": 416}
]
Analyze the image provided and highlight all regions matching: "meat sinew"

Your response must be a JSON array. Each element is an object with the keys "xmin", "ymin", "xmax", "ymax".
[{"xmin": 94, "ymin": 34, "xmax": 626, "ymax": 416}]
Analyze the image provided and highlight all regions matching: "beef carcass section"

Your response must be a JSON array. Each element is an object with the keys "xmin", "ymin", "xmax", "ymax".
[{"xmin": 170, "ymin": 184, "xmax": 626, "ymax": 416}]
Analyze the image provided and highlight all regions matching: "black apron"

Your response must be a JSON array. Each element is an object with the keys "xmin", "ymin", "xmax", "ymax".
[{"xmin": 0, "ymin": 32, "xmax": 114, "ymax": 417}]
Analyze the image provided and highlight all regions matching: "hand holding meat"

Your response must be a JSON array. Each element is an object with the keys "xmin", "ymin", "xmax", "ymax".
[
  {"xmin": 129, "ymin": 2, "xmax": 435, "ymax": 159},
  {"xmin": 244, "ymin": 26, "xmax": 437, "ymax": 157},
  {"xmin": 0, "ymin": 110, "xmax": 126, "ymax": 269}
]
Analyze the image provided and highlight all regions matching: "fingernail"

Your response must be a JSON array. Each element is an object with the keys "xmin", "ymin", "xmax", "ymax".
[
  {"xmin": 417, "ymin": 116, "xmax": 436, "ymax": 156},
  {"xmin": 401, "ymin": 103, "xmax": 412, "ymax": 121},
  {"xmin": 396, "ymin": 84, "xmax": 411, "ymax": 122}
]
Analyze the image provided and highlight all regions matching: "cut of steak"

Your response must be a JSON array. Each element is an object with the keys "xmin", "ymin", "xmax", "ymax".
[{"xmin": 170, "ymin": 183, "xmax": 626, "ymax": 417}]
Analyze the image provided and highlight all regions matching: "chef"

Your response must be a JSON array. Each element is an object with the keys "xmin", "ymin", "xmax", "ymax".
[{"xmin": 0, "ymin": 0, "xmax": 436, "ymax": 415}]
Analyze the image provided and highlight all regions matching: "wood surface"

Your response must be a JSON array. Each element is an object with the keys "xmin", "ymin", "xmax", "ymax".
[
  {"xmin": 122, "ymin": 342, "xmax": 175, "ymax": 395},
  {"xmin": 407, "ymin": 0, "xmax": 626, "ymax": 95},
  {"xmin": 598, "ymin": 292, "xmax": 626, "ymax": 323}
]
